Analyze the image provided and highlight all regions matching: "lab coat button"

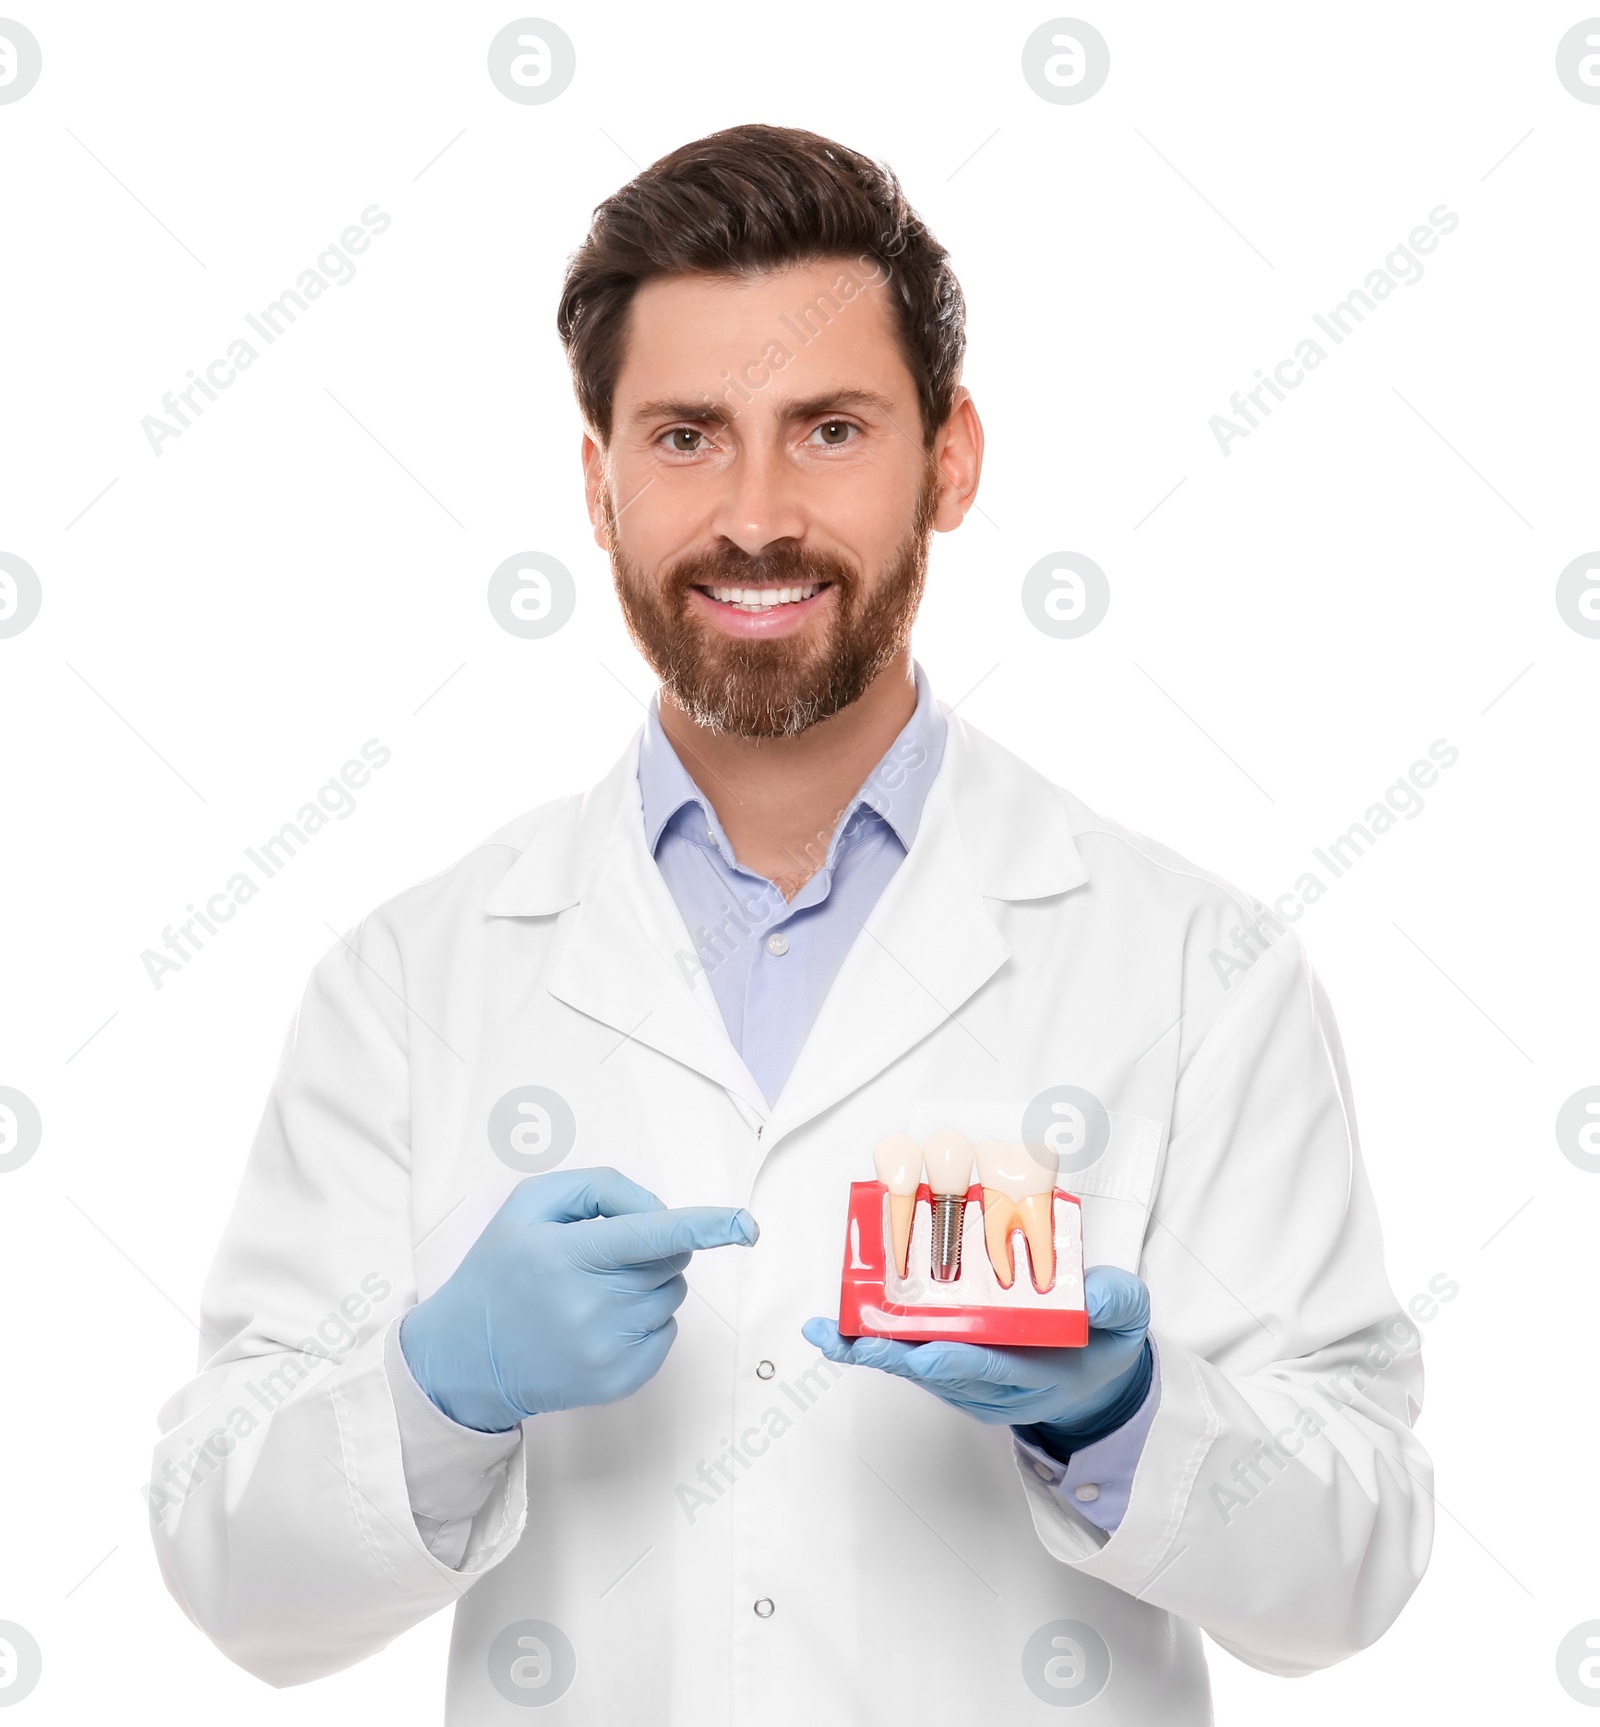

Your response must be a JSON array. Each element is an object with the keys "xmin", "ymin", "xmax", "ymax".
[
  {"xmin": 764, "ymin": 931, "xmax": 790, "ymax": 956},
  {"xmin": 753, "ymin": 1597, "xmax": 775, "ymax": 1618},
  {"xmin": 756, "ymin": 1360, "xmax": 775, "ymax": 1379},
  {"xmin": 1073, "ymin": 1484, "xmax": 1100, "ymax": 1502}
]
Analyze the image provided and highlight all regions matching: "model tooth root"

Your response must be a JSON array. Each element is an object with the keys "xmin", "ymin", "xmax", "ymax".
[
  {"xmin": 1018, "ymin": 1192, "xmax": 1056, "ymax": 1291},
  {"xmin": 873, "ymin": 1133, "xmax": 922, "ymax": 1279},
  {"xmin": 982, "ymin": 1189, "xmax": 1018, "ymax": 1289},
  {"xmin": 885, "ymin": 1192, "xmax": 916, "ymax": 1278}
]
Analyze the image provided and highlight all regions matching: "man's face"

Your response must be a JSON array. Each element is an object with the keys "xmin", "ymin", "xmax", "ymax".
[{"xmin": 585, "ymin": 258, "xmax": 965, "ymax": 737}]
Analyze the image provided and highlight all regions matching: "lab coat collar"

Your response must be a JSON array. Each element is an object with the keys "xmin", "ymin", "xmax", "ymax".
[{"xmin": 482, "ymin": 707, "xmax": 1088, "ymax": 1136}]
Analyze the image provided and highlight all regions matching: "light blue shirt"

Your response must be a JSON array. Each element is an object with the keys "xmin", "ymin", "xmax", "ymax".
[
  {"xmin": 639, "ymin": 666, "xmax": 946, "ymax": 1106},
  {"xmin": 636, "ymin": 666, "xmax": 1157, "ymax": 1533}
]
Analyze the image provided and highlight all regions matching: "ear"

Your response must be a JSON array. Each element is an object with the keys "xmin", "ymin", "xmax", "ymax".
[
  {"xmin": 581, "ymin": 431, "xmax": 611, "ymax": 550},
  {"xmin": 930, "ymin": 388, "xmax": 984, "ymax": 533}
]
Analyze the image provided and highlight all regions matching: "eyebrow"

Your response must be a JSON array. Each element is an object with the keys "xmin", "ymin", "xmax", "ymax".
[{"xmin": 626, "ymin": 387, "xmax": 899, "ymax": 428}]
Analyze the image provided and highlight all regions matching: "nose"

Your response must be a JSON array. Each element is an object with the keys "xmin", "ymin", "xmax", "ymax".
[{"xmin": 707, "ymin": 435, "xmax": 807, "ymax": 557}]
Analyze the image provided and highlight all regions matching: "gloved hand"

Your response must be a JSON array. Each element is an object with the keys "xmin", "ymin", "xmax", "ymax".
[
  {"xmin": 401, "ymin": 1167, "xmax": 758, "ymax": 1432},
  {"xmin": 802, "ymin": 1266, "xmax": 1150, "ymax": 1449}
]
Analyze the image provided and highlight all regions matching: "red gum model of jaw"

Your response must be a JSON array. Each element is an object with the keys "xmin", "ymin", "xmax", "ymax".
[{"xmin": 838, "ymin": 1182, "xmax": 1087, "ymax": 1348}]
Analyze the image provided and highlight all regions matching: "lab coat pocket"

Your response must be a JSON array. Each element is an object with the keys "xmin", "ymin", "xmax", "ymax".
[{"xmin": 1062, "ymin": 1111, "xmax": 1165, "ymax": 1274}]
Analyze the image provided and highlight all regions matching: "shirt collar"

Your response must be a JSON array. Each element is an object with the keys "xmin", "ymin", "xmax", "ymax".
[{"xmin": 637, "ymin": 663, "xmax": 947, "ymax": 863}]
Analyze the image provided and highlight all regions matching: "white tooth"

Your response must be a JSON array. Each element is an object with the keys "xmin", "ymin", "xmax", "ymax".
[
  {"xmin": 873, "ymin": 1133, "xmax": 921, "ymax": 1278},
  {"xmin": 780, "ymin": 587, "xmax": 795, "ymax": 604},
  {"xmin": 922, "ymin": 1129, "xmax": 972, "ymax": 1196},
  {"xmin": 975, "ymin": 1138, "xmax": 1053, "ymax": 1202},
  {"xmin": 922, "ymin": 1130, "xmax": 973, "ymax": 1283},
  {"xmin": 977, "ymin": 1140, "xmax": 1057, "ymax": 1291}
]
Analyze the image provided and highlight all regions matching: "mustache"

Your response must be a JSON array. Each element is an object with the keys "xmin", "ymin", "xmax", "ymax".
[{"xmin": 662, "ymin": 540, "xmax": 858, "ymax": 595}]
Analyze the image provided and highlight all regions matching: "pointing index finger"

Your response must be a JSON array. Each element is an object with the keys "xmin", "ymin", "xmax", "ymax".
[{"xmin": 577, "ymin": 1204, "xmax": 758, "ymax": 1270}]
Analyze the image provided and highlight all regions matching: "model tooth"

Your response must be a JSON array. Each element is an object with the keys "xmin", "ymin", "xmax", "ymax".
[
  {"xmin": 921, "ymin": 1129, "xmax": 973, "ymax": 1282},
  {"xmin": 976, "ymin": 1139, "xmax": 1057, "ymax": 1291},
  {"xmin": 873, "ymin": 1133, "xmax": 921, "ymax": 1278}
]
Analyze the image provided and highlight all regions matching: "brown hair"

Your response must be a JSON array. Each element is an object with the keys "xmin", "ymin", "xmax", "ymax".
[{"xmin": 556, "ymin": 123, "xmax": 965, "ymax": 445}]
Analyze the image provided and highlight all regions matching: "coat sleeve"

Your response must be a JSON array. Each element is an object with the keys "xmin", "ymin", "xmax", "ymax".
[
  {"xmin": 146, "ymin": 915, "xmax": 528, "ymax": 1686},
  {"xmin": 1017, "ymin": 922, "xmax": 1433, "ymax": 1675}
]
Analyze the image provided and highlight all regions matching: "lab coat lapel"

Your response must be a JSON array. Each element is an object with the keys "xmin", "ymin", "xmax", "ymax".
[
  {"xmin": 761, "ymin": 714, "xmax": 1089, "ymax": 1149},
  {"xmin": 548, "ymin": 831, "xmax": 767, "ymax": 1113},
  {"xmin": 759, "ymin": 772, "xmax": 1006, "ymax": 1148},
  {"xmin": 483, "ymin": 736, "xmax": 767, "ymax": 1115}
]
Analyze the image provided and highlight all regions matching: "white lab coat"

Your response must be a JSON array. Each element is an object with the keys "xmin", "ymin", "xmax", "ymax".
[{"xmin": 150, "ymin": 712, "xmax": 1432, "ymax": 1723}]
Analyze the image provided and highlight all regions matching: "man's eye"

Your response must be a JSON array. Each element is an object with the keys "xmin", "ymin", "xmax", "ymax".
[
  {"xmin": 811, "ymin": 420, "xmax": 856, "ymax": 446},
  {"xmin": 665, "ymin": 427, "xmax": 705, "ymax": 452}
]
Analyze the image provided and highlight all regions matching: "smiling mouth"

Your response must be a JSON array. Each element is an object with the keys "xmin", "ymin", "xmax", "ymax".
[{"xmin": 696, "ymin": 581, "xmax": 827, "ymax": 613}]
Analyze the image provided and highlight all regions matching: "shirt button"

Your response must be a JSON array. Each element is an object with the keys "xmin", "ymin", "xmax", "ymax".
[
  {"xmin": 1031, "ymin": 1461, "xmax": 1057, "ymax": 1481},
  {"xmin": 756, "ymin": 1360, "xmax": 775, "ymax": 1380},
  {"xmin": 1073, "ymin": 1483, "xmax": 1101, "ymax": 1503},
  {"xmin": 764, "ymin": 931, "xmax": 790, "ymax": 956},
  {"xmin": 753, "ymin": 1597, "xmax": 775, "ymax": 1618}
]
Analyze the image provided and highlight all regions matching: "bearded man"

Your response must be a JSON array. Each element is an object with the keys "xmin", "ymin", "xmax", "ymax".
[{"xmin": 151, "ymin": 125, "xmax": 1432, "ymax": 1724}]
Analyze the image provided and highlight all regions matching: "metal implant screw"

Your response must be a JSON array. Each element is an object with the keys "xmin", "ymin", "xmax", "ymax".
[{"xmin": 930, "ymin": 1191, "xmax": 965, "ymax": 1282}]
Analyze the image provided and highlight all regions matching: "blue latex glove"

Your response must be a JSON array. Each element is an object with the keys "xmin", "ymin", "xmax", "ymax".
[
  {"xmin": 802, "ymin": 1266, "xmax": 1150, "ymax": 1448},
  {"xmin": 401, "ymin": 1167, "xmax": 758, "ymax": 1432}
]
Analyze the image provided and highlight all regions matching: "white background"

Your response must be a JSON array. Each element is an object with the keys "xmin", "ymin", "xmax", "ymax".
[{"xmin": 2, "ymin": 1, "xmax": 1597, "ymax": 1719}]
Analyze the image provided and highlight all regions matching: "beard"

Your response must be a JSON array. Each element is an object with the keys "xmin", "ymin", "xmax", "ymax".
[{"xmin": 605, "ymin": 471, "xmax": 939, "ymax": 739}]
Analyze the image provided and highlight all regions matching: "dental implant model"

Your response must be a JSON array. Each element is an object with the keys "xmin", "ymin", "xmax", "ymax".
[
  {"xmin": 839, "ymin": 1120, "xmax": 1087, "ymax": 1347},
  {"xmin": 872, "ymin": 1133, "xmax": 922, "ymax": 1279},
  {"xmin": 921, "ymin": 1129, "xmax": 974, "ymax": 1283},
  {"xmin": 976, "ymin": 1139, "xmax": 1059, "ymax": 1291}
]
